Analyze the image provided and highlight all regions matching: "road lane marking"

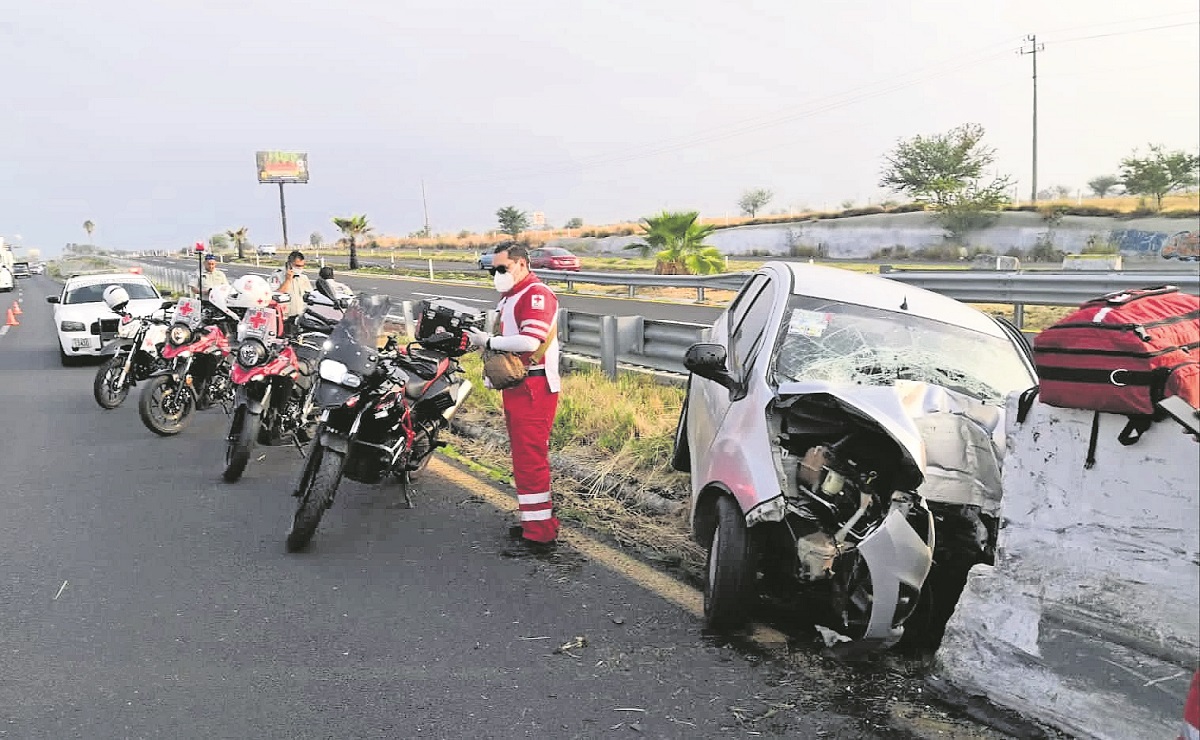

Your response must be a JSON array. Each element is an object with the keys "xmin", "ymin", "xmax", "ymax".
[{"xmin": 428, "ymin": 457, "xmax": 789, "ymax": 648}]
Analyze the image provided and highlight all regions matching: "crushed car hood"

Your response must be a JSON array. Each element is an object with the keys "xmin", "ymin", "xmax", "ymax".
[{"xmin": 776, "ymin": 380, "xmax": 1005, "ymax": 514}]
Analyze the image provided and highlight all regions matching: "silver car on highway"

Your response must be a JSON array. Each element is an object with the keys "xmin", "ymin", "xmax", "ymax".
[{"xmin": 672, "ymin": 261, "xmax": 1037, "ymax": 647}]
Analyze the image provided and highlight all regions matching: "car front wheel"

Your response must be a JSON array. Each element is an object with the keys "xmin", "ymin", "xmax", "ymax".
[{"xmin": 704, "ymin": 495, "xmax": 754, "ymax": 631}]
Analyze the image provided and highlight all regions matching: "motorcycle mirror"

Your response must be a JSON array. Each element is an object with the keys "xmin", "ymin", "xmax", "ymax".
[
  {"xmin": 304, "ymin": 290, "xmax": 335, "ymax": 308},
  {"xmin": 160, "ymin": 300, "xmax": 175, "ymax": 310},
  {"xmin": 316, "ymin": 277, "xmax": 338, "ymax": 300}
]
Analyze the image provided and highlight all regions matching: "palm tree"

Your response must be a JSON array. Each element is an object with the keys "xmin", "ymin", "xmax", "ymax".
[
  {"xmin": 83, "ymin": 220, "xmax": 94, "ymax": 243},
  {"xmin": 332, "ymin": 215, "xmax": 373, "ymax": 270},
  {"xmin": 628, "ymin": 211, "xmax": 723, "ymax": 274},
  {"xmin": 226, "ymin": 226, "xmax": 249, "ymax": 260}
]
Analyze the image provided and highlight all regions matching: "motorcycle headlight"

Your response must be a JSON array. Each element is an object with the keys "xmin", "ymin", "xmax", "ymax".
[
  {"xmin": 60, "ymin": 321, "xmax": 87, "ymax": 332},
  {"xmin": 319, "ymin": 359, "xmax": 362, "ymax": 388},
  {"xmin": 168, "ymin": 324, "xmax": 193, "ymax": 345},
  {"xmin": 237, "ymin": 340, "xmax": 268, "ymax": 368}
]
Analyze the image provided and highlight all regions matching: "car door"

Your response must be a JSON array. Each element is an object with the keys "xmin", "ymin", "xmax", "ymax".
[{"xmin": 687, "ymin": 273, "xmax": 774, "ymax": 470}]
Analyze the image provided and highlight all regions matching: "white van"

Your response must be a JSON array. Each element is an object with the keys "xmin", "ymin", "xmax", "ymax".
[
  {"xmin": 0, "ymin": 266, "xmax": 14, "ymax": 292},
  {"xmin": 256, "ymin": 245, "xmax": 278, "ymax": 256}
]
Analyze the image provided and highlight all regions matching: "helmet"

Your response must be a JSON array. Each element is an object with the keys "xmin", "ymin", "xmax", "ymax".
[
  {"xmin": 207, "ymin": 284, "xmax": 239, "ymax": 319},
  {"xmin": 228, "ymin": 275, "xmax": 272, "ymax": 309},
  {"xmin": 103, "ymin": 285, "xmax": 130, "ymax": 313}
]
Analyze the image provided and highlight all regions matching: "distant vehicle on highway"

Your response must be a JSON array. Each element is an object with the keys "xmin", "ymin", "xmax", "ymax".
[
  {"xmin": 12, "ymin": 261, "xmax": 31, "ymax": 278},
  {"xmin": 256, "ymin": 245, "xmax": 278, "ymax": 256},
  {"xmin": 47, "ymin": 272, "xmax": 166, "ymax": 365},
  {"xmin": 477, "ymin": 252, "xmax": 496, "ymax": 270},
  {"xmin": 31, "ymin": 263, "xmax": 45, "ymax": 275},
  {"xmin": 528, "ymin": 247, "xmax": 581, "ymax": 272}
]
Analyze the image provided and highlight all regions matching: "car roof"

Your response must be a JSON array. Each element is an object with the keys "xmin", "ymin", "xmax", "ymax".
[
  {"xmin": 770, "ymin": 261, "xmax": 1005, "ymax": 338},
  {"xmin": 65, "ymin": 273, "xmax": 156, "ymax": 289}
]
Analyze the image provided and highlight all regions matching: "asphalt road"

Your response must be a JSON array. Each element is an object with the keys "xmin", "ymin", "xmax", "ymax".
[{"xmin": 0, "ymin": 276, "xmax": 924, "ymax": 739}]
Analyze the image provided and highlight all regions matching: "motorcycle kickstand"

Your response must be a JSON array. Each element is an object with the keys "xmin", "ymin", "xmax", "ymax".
[
  {"xmin": 290, "ymin": 432, "xmax": 306, "ymax": 457},
  {"xmin": 398, "ymin": 471, "xmax": 414, "ymax": 509}
]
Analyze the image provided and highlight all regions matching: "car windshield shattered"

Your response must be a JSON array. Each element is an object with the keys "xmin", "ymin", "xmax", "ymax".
[{"xmin": 772, "ymin": 296, "xmax": 1032, "ymax": 403}]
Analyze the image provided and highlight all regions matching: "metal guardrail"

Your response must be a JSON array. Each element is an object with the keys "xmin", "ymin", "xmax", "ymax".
[{"xmin": 127, "ymin": 259, "xmax": 1199, "ymax": 380}]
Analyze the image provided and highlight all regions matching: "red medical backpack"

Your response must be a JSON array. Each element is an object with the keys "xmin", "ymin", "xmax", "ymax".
[{"xmin": 1020, "ymin": 285, "xmax": 1199, "ymax": 466}]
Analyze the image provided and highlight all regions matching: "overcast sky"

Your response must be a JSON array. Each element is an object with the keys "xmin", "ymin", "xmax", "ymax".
[{"xmin": 2, "ymin": 0, "xmax": 1197, "ymax": 255}]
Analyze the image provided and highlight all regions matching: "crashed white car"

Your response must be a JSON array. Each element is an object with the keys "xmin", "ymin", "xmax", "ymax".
[
  {"xmin": 47, "ymin": 273, "xmax": 167, "ymax": 365},
  {"xmin": 672, "ymin": 261, "xmax": 1036, "ymax": 648}
]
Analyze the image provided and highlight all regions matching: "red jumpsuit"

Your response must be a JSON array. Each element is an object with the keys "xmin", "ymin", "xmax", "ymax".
[{"xmin": 496, "ymin": 274, "xmax": 561, "ymax": 543}]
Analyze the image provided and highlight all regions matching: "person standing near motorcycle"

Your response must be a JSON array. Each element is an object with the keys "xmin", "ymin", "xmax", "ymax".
[
  {"xmin": 191, "ymin": 254, "xmax": 229, "ymax": 299},
  {"xmin": 466, "ymin": 243, "xmax": 562, "ymax": 552},
  {"xmin": 269, "ymin": 250, "xmax": 312, "ymax": 335}
]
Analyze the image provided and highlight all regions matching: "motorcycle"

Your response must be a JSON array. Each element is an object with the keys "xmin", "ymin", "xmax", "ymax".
[
  {"xmin": 138, "ymin": 296, "xmax": 237, "ymax": 436},
  {"xmin": 93, "ymin": 300, "xmax": 176, "ymax": 409},
  {"xmin": 222, "ymin": 286, "xmax": 344, "ymax": 482},
  {"xmin": 285, "ymin": 294, "xmax": 477, "ymax": 552}
]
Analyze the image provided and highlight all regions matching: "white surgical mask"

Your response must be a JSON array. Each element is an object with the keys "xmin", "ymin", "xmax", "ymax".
[{"xmin": 493, "ymin": 272, "xmax": 514, "ymax": 293}]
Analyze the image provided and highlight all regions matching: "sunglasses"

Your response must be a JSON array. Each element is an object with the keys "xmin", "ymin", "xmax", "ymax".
[{"xmin": 487, "ymin": 265, "xmax": 510, "ymax": 276}]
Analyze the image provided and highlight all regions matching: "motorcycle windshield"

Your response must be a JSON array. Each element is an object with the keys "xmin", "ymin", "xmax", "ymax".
[{"xmin": 322, "ymin": 294, "xmax": 391, "ymax": 379}]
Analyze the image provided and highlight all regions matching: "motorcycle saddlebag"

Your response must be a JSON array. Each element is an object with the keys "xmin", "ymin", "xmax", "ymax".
[{"xmin": 1023, "ymin": 285, "xmax": 1199, "ymax": 460}]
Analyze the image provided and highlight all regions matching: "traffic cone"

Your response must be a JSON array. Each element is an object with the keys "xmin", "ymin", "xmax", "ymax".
[
  {"xmin": 5, "ymin": 308, "xmax": 17, "ymax": 326},
  {"xmin": 11, "ymin": 300, "xmax": 21, "ymax": 315}
]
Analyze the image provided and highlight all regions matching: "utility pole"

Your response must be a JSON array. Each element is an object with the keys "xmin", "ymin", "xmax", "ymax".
[
  {"xmin": 1019, "ymin": 34, "xmax": 1045, "ymax": 203},
  {"xmin": 421, "ymin": 179, "xmax": 430, "ymax": 238}
]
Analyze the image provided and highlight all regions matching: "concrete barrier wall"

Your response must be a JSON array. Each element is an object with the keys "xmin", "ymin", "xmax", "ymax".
[
  {"xmin": 551, "ymin": 212, "xmax": 1200, "ymax": 263},
  {"xmin": 936, "ymin": 394, "xmax": 1199, "ymax": 739}
]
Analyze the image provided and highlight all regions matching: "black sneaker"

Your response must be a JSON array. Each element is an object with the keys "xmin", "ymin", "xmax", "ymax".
[{"xmin": 500, "ymin": 538, "xmax": 559, "ymax": 558}]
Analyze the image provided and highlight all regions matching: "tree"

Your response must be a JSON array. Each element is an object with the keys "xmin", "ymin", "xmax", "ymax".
[
  {"xmin": 879, "ymin": 123, "xmax": 1012, "ymax": 240},
  {"xmin": 737, "ymin": 188, "xmax": 773, "ymax": 218},
  {"xmin": 1087, "ymin": 175, "xmax": 1120, "ymax": 198},
  {"xmin": 1119, "ymin": 145, "xmax": 1200, "ymax": 211},
  {"xmin": 83, "ymin": 220, "xmax": 94, "ymax": 242},
  {"xmin": 496, "ymin": 206, "xmax": 530, "ymax": 239},
  {"xmin": 309, "ymin": 231, "xmax": 323, "ymax": 248},
  {"xmin": 564, "ymin": 217, "xmax": 584, "ymax": 229},
  {"xmin": 225, "ymin": 226, "xmax": 248, "ymax": 260},
  {"xmin": 332, "ymin": 215, "xmax": 373, "ymax": 270},
  {"xmin": 208, "ymin": 234, "xmax": 230, "ymax": 252},
  {"xmin": 628, "ymin": 211, "xmax": 724, "ymax": 275}
]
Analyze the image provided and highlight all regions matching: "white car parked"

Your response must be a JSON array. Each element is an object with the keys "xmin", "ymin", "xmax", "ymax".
[
  {"xmin": 47, "ymin": 273, "xmax": 168, "ymax": 365},
  {"xmin": 0, "ymin": 266, "xmax": 13, "ymax": 293}
]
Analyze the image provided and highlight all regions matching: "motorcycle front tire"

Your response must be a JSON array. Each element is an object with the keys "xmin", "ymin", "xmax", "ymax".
[
  {"xmin": 93, "ymin": 355, "xmax": 130, "ymax": 409},
  {"xmin": 222, "ymin": 405, "xmax": 262, "ymax": 483},
  {"xmin": 286, "ymin": 447, "xmax": 345, "ymax": 552},
  {"xmin": 138, "ymin": 375, "xmax": 195, "ymax": 436}
]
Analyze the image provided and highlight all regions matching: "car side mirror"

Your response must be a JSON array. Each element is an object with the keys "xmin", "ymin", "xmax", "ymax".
[
  {"xmin": 46, "ymin": 296, "xmax": 60, "ymax": 304},
  {"xmin": 683, "ymin": 342, "xmax": 738, "ymax": 391}
]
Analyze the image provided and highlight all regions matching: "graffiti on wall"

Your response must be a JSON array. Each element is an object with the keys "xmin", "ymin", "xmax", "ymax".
[
  {"xmin": 1161, "ymin": 230, "xmax": 1199, "ymax": 261},
  {"xmin": 1111, "ymin": 229, "xmax": 1199, "ymax": 260}
]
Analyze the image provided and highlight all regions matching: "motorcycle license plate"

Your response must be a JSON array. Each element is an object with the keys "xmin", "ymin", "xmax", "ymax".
[{"xmin": 72, "ymin": 338, "xmax": 92, "ymax": 349}]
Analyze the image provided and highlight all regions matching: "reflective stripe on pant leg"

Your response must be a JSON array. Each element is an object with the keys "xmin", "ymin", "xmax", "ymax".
[{"xmin": 503, "ymin": 376, "xmax": 559, "ymax": 542}]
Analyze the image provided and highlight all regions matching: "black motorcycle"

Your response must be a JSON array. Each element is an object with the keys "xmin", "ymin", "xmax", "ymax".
[
  {"xmin": 286, "ymin": 294, "xmax": 478, "ymax": 552},
  {"xmin": 93, "ymin": 300, "xmax": 175, "ymax": 409}
]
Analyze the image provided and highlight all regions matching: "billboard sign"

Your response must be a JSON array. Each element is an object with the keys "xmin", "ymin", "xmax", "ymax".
[{"xmin": 256, "ymin": 151, "xmax": 309, "ymax": 184}]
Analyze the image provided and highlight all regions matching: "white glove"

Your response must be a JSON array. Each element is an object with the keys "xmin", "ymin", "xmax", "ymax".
[{"xmin": 465, "ymin": 327, "xmax": 491, "ymax": 349}]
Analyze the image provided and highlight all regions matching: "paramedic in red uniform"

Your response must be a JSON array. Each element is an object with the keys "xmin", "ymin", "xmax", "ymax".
[{"xmin": 466, "ymin": 243, "xmax": 562, "ymax": 551}]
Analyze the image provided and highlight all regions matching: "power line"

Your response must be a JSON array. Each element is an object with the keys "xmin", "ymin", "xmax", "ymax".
[{"xmin": 1048, "ymin": 20, "xmax": 1199, "ymax": 45}]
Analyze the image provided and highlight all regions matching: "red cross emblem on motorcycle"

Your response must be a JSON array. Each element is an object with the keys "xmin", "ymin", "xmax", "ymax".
[
  {"xmin": 177, "ymin": 301, "xmax": 195, "ymax": 317},
  {"xmin": 247, "ymin": 310, "xmax": 269, "ymax": 331}
]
